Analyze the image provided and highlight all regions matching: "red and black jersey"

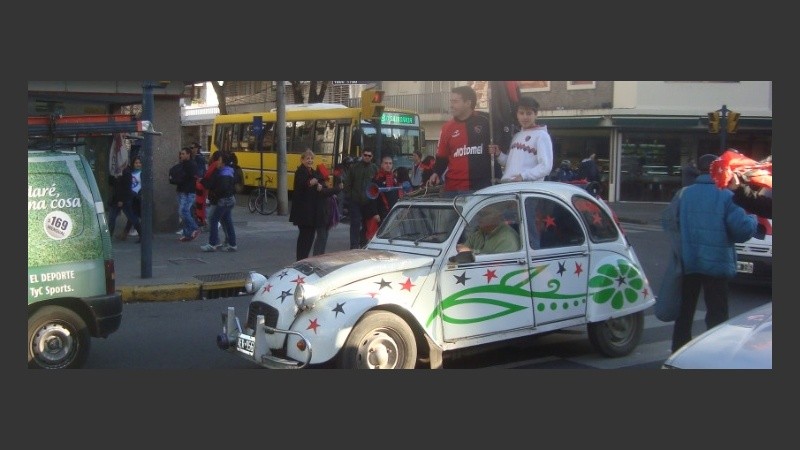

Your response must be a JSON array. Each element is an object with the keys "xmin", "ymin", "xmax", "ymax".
[{"xmin": 434, "ymin": 112, "xmax": 493, "ymax": 192}]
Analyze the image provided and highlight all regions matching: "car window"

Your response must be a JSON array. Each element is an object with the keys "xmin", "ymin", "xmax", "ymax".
[
  {"xmin": 524, "ymin": 197, "xmax": 585, "ymax": 250},
  {"xmin": 459, "ymin": 199, "xmax": 521, "ymax": 254},
  {"xmin": 571, "ymin": 196, "xmax": 619, "ymax": 242}
]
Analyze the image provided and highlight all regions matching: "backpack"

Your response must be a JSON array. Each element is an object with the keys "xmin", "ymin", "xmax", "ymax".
[{"xmin": 169, "ymin": 162, "xmax": 185, "ymax": 185}]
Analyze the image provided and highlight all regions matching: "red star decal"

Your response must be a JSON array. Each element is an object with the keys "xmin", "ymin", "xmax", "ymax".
[
  {"xmin": 400, "ymin": 277, "xmax": 415, "ymax": 291},
  {"xmin": 642, "ymin": 287, "xmax": 649, "ymax": 297},
  {"xmin": 261, "ymin": 283, "xmax": 273, "ymax": 294},
  {"xmin": 484, "ymin": 269, "xmax": 497, "ymax": 283},
  {"xmin": 591, "ymin": 212, "xmax": 603, "ymax": 224},
  {"xmin": 574, "ymin": 262, "xmax": 583, "ymax": 276},
  {"xmin": 291, "ymin": 275, "xmax": 305, "ymax": 285},
  {"xmin": 306, "ymin": 318, "xmax": 320, "ymax": 334},
  {"xmin": 368, "ymin": 292, "xmax": 378, "ymax": 298},
  {"xmin": 544, "ymin": 215, "xmax": 556, "ymax": 229}
]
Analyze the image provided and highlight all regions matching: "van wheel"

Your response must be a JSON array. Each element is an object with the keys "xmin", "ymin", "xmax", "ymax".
[
  {"xmin": 28, "ymin": 306, "xmax": 90, "ymax": 369},
  {"xmin": 587, "ymin": 311, "xmax": 643, "ymax": 357},
  {"xmin": 338, "ymin": 311, "xmax": 417, "ymax": 369}
]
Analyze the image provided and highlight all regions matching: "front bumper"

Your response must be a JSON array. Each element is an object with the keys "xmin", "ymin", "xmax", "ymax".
[
  {"xmin": 734, "ymin": 254, "xmax": 772, "ymax": 285},
  {"xmin": 216, "ymin": 306, "xmax": 313, "ymax": 369}
]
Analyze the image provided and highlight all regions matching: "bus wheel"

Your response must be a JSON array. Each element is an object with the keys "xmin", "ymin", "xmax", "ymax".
[
  {"xmin": 337, "ymin": 311, "xmax": 417, "ymax": 369},
  {"xmin": 28, "ymin": 306, "xmax": 90, "ymax": 369}
]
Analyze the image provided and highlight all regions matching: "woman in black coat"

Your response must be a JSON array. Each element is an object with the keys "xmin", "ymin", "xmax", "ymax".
[{"xmin": 289, "ymin": 149, "xmax": 340, "ymax": 260}]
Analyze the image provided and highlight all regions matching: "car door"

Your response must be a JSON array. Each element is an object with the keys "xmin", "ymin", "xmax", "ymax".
[
  {"xmin": 523, "ymin": 194, "xmax": 590, "ymax": 327},
  {"xmin": 440, "ymin": 196, "xmax": 532, "ymax": 342}
]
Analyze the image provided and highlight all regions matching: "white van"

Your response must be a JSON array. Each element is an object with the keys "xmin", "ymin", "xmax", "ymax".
[{"xmin": 28, "ymin": 150, "xmax": 123, "ymax": 369}]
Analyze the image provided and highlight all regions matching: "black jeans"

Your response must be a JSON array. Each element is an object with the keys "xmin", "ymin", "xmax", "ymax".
[
  {"xmin": 296, "ymin": 226, "xmax": 316, "ymax": 261},
  {"xmin": 671, "ymin": 273, "xmax": 729, "ymax": 352}
]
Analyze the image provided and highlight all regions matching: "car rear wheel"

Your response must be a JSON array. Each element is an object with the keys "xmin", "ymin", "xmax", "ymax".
[
  {"xmin": 28, "ymin": 306, "xmax": 91, "ymax": 369},
  {"xmin": 338, "ymin": 311, "xmax": 417, "ymax": 369},
  {"xmin": 587, "ymin": 311, "xmax": 643, "ymax": 357}
]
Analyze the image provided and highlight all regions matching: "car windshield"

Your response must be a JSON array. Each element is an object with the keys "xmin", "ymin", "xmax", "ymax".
[{"xmin": 377, "ymin": 203, "xmax": 461, "ymax": 243}]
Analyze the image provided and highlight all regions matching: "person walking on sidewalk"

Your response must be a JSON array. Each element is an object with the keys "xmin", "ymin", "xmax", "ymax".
[
  {"xmin": 343, "ymin": 148, "xmax": 378, "ymax": 249},
  {"xmin": 121, "ymin": 155, "xmax": 143, "ymax": 241},
  {"xmin": 108, "ymin": 156, "xmax": 142, "ymax": 242},
  {"xmin": 175, "ymin": 147, "xmax": 201, "ymax": 242},
  {"xmin": 199, "ymin": 152, "xmax": 238, "ymax": 252},
  {"xmin": 670, "ymin": 153, "xmax": 757, "ymax": 353}
]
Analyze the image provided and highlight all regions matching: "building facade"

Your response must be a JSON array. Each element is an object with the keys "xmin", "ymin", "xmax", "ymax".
[{"xmin": 182, "ymin": 80, "xmax": 772, "ymax": 203}]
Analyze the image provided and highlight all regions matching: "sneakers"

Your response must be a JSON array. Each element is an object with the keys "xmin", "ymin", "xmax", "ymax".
[
  {"xmin": 200, "ymin": 243, "xmax": 220, "ymax": 252},
  {"xmin": 179, "ymin": 229, "xmax": 201, "ymax": 242},
  {"xmin": 221, "ymin": 244, "xmax": 237, "ymax": 252},
  {"xmin": 175, "ymin": 229, "xmax": 184, "ymax": 235}
]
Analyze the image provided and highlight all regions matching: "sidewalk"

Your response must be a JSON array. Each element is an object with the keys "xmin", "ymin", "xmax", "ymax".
[{"xmin": 114, "ymin": 199, "xmax": 666, "ymax": 303}]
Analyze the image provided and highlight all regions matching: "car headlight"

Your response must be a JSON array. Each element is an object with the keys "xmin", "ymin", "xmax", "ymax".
[
  {"xmin": 294, "ymin": 283, "xmax": 320, "ymax": 310},
  {"xmin": 246, "ymin": 271, "xmax": 267, "ymax": 294}
]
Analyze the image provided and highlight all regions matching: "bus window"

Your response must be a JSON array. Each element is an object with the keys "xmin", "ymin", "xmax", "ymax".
[
  {"xmin": 314, "ymin": 120, "xmax": 336, "ymax": 155},
  {"xmin": 292, "ymin": 121, "xmax": 314, "ymax": 153}
]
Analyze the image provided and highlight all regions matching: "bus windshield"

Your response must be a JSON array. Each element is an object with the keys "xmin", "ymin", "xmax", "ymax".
[{"xmin": 361, "ymin": 121, "xmax": 424, "ymax": 171}]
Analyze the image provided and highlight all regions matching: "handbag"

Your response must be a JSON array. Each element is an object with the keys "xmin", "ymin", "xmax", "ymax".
[{"xmin": 655, "ymin": 188, "xmax": 684, "ymax": 322}]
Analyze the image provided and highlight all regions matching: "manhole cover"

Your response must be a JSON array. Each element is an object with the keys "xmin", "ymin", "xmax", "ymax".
[{"xmin": 195, "ymin": 272, "xmax": 249, "ymax": 282}]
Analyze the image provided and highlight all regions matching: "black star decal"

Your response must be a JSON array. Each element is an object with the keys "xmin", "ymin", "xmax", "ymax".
[
  {"xmin": 375, "ymin": 278, "xmax": 392, "ymax": 289},
  {"xmin": 278, "ymin": 289, "xmax": 292, "ymax": 303},
  {"xmin": 332, "ymin": 302, "xmax": 346, "ymax": 318},
  {"xmin": 278, "ymin": 270, "xmax": 289, "ymax": 279},
  {"xmin": 616, "ymin": 275, "xmax": 627, "ymax": 287},
  {"xmin": 557, "ymin": 261, "xmax": 567, "ymax": 276},
  {"xmin": 454, "ymin": 271, "xmax": 470, "ymax": 285}
]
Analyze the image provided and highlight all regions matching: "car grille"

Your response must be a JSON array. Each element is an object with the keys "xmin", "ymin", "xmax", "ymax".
[{"xmin": 246, "ymin": 301, "xmax": 279, "ymax": 331}]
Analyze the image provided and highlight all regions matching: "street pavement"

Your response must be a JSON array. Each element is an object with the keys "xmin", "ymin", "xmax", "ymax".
[{"xmin": 113, "ymin": 197, "xmax": 666, "ymax": 303}]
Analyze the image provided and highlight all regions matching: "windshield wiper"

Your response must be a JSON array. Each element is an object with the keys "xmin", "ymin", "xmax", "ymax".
[{"xmin": 387, "ymin": 232, "xmax": 422, "ymax": 243}]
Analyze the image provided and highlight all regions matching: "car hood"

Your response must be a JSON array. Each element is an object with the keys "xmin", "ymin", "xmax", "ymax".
[
  {"xmin": 280, "ymin": 249, "xmax": 435, "ymax": 292},
  {"xmin": 664, "ymin": 302, "xmax": 772, "ymax": 369}
]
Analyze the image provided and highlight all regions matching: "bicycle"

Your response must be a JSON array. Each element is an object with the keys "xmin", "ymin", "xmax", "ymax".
[{"xmin": 248, "ymin": 186, "xmax": 278, "ymax": 215}]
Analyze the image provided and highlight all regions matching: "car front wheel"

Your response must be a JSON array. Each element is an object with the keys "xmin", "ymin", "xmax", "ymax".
[
  {"xmin": 28, "ymin": 306, "xmax": 91, "ymax": 369},
  {"xmin": 587, "ymin": 311, "xmax": 643, "ymax": 357},
  {"xmin": 338, "ymin": 311, "xmax": 417, "ymax": 369}
]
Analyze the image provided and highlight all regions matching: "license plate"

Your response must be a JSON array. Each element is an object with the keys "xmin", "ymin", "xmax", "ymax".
[
  {"xmin": 237, "ymin": 334, "xmax": 255, "ymax": 356},
  {"xmin": 737, "ymin": 261, "xmax": 754, "ymax": 274}
]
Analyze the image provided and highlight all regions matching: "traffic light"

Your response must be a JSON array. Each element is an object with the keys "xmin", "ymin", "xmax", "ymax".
[
  {"xmin": 708, "ymin": 111, "xmax": 720, "ymax": 134},
  {"xmin": 361, "ymin": 88, "xmax": 385, "ymax": 120},
  {"xmin": 727, "ymin": 111, "xmax": 741, "ymax": 134}
]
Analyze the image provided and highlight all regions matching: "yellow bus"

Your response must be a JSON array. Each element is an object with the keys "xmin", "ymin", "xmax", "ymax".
[{"xmin": 210, "ymin": 103, "xmax": 426, "ymax": 193}]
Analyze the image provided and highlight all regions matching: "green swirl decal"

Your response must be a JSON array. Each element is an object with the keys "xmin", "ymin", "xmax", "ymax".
[
  {"xmin": 588, "ymin": 259, "xmax": 644, "ymax": 309},
  {"xmin": 425, "ymin": 259, "xmax": 646, "ymax": 328},
  {"xmin": 426, "ymin": 264, "xmax": 585, "ymax": 326}
]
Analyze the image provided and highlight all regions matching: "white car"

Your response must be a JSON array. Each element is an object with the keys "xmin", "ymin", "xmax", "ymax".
[
  {"xmin": 216, "ymin": 182, "xmax": 656, "ymax": 369},
  {"xmin": 735, "ymin": 217, "xmax": 772, "ymax": 285},
  {"xmin": 662, "ymin": 302, "xmax": 772, "ymax": 369}
]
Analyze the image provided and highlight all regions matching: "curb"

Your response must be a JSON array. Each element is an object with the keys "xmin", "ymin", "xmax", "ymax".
[{"xmin": 118, "ymin": 279, "xmax": 247, "ymax": 303}]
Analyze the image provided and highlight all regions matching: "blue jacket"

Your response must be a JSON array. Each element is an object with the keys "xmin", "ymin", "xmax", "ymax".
[{"xmin": 679, "ymin": 174, "xmax": 757, "ymax": 278}]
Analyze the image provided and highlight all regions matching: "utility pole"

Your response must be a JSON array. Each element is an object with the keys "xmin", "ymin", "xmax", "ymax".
[
  {"xmin": 276, "ymin": 81, "xmax": 289, "ymax": 215},
  {"xmin": 140, "ymin": 81, "xmax": 167, "ymax": 278}
]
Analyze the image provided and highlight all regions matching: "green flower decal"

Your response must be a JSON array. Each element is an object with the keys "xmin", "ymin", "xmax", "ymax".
[{"xmin": 587, "ymin": 259, "xmax": 644, "ymax": 309}]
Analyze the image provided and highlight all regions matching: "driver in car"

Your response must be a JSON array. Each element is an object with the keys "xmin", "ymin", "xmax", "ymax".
[{"xmin": 456, "ymin": 206, "xmax": 520, "ymax": 255}]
